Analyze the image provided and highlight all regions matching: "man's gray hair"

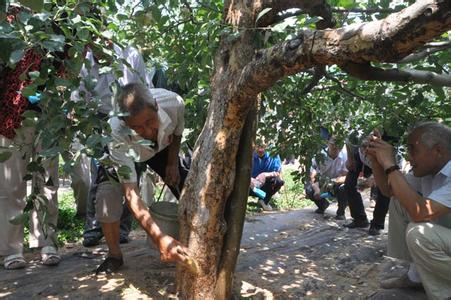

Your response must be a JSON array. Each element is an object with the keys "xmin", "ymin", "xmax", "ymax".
[
  {"xmin": 410, "ymin": 121, "xmax": 451, "ymax": 151},
  {"xmin": 116, "ymin": 83, "xmax": 156, "ymax": 117}
]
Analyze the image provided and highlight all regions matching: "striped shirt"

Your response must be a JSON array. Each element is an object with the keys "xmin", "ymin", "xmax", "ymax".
[{"xmin": 108, "ymin": 88, "xmax": 185, "ymax": 183}]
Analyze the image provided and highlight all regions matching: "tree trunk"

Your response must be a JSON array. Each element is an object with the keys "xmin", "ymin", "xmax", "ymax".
[
  {"xmin": 176, "ymin": 2, "xmax": 259, "ymax": 297},
  {"xmin": 215, "ymin": 105, "xmax": 257, "ymax": 299}
]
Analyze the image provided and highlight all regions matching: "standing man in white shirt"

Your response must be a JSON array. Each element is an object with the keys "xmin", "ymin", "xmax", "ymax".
[
  {"xmin": 94, "ymin": 83, "xmax": 189, "ymax": 274},
  {"xmin": 367, "ymin": 122, "xmax": 451, "ymax": 299},
  {"xmin": 71, "ymin": 43, "xmax": 155, "ymax": 247}
]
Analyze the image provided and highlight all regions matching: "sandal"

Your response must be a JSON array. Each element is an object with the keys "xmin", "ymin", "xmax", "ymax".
[
  {"xmin": 41, "ymin": 246, "xmax": 61, "ymax": 266},
  {"xmin": 4, "ymin": 254, "xmax": 26, "ymax": 270},
  {"xmin": 95, "ymin": 255, "xmax": 124, "ymax": 275}
]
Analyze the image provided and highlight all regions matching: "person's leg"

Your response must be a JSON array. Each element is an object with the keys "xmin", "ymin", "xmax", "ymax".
[
  {"xmin": 335, "ymin": 183, "xmax": 347, "ymax": 218},
  {"xmin": 369, "ymin": 187, "xmax": 390, "ymax": 235},
  {"xmin": 387, "ymin": 197, "xmax": 412, "ymax": 261},
  {"xmin": 29, "ymin": 157, "xmax": 59, "ymax": 250},
  {"xmin": 406, "ymin": 222, "xmax": 451, "ymax": 298},
  {"xmin": 119, "ymin": 204, "xmax": 132, "ymax": 243},
  {"xmin": 95, "ymin": 176, "xmax": 125, "ymax": 274},
  {"xmin": 343, "ymin": 149, "xmax": 368, "ymax": 224},
  {"xmin": 305, "ymin": 182, "xmax": 328, "ymax": 213},
  {"xmin": 0, "ymin": 133, "xmax": 29, "ymax": 268},
  {"xmin": 82, "ymin": 159, "xmax": 103, "ymax": 246},
  {"xmin": 71, "ymin": 153, "xmax": 91, "ymax": 216},
  {"xmin": 260, "ymin": 177, "xmax": 284, "ymax": 205}
]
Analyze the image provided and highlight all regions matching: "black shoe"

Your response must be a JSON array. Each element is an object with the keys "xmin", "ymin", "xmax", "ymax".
[
  {"xmin": 119, "ymin": 234, "xmax": 130, "ymax": 244},
  {"xmin": 314, "ymin": 200, "xmax": 330, "ymax": 214},
  {"xmin": 314, "ymin": 208, "xmax": 325, "ymax": 214},
  {"xmin": 344, "ymin": 220, "xmax": 369, "ymax": 228},
  {"xmin": 335, "ymin": 215, "xmax": 346, "ymax": 220},
  {"xmin": 95, "ymin": 256, "xmax": 124, "ymax": 275},
  {"xmin": 83, "ymin": 235, "xmax": 102, "ymax": 247},
  {"xmin": 368, "ymin": 226, "xmax": 382, "ymax": 236}
]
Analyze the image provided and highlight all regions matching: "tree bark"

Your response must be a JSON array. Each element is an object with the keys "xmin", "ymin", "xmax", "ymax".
[{"xmin": 215, "ymin": 104, "xmax": 257, "ymax": 299}]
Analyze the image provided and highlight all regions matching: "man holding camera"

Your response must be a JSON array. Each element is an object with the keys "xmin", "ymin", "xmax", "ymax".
[{"xmin": 366, "ymin": 122, "xmax": 451, "ymax": 299}]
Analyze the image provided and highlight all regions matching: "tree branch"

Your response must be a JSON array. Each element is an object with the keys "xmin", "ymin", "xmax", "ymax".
[
  {"xmin": 397, "ymin": 41, "xmax": 451, "ymax": 63},
  {"xmin": 342, "ymin": 62, "xmax": 451, "ymax": 86},
  {"xmin": 237, "ymin": 0, "xmax": 451, "ymax": 95},
  {"xmin": 332, "ymin": 8, "xmax": 399, "ymax": 14},
  {"xmin": 302, "ymin": 66, "xmax": 325, "ymax": 95},
  {"xmin": 255, "ymin": 0, "xmax": 334, "ymax": 29},
  {"xmin": 324, "ymin": 73, "xmax": 365, "ymax": 99}
]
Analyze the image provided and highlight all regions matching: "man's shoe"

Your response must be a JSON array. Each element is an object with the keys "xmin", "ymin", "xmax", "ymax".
[
  {"xmin": 95, "ymin": 256, "xmax": 124, "ymax": 275},
  {"xmin": 335, "ymin": 214, "xmax": 346, "ymax": 220},
  {"xmin": 314, "ymin": 200, "xmax": 330, "ymax": 214},
  {"xmin": 344, "ymin": 220, "xmax": 369, "ymax": 228},
  {"xmin": 258, "ymin": 199, "xmax": 273, "ymax": 211},
  {"xmin": 83, "ymin": 236, "xmax": 102, "ymax": 247},
  {"xmin": 380, "ymin": 273, "xmax": 423, "ymax": 289},
  {"xmin": 368, "ymin": 226, "xmax": 382, "ymax": 236},
  {"xmin": 314, "ymin": 208, "xmax": 325, "ymax": 214}
]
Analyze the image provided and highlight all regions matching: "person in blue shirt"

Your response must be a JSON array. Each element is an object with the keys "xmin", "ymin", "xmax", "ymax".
[{"xmin": 249, "ymin": 142, "xmax": 284, "ymax": 211}]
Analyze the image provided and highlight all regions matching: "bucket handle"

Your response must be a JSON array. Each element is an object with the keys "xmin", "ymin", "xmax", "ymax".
[{"xmin": 156, "ymin": 184, "xmax": 181, "ymax": 202}]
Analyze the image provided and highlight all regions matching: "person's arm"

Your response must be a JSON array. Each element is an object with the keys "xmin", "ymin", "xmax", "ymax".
[
  {"xmin": 385, "ymin": 171, "xmax": 451, "ymax": 221},
  {"xmin": 122, "ymin": 182, "xmax": 188, "ymax": 261},
  {"xmin": 333, "ymin": 175, "xmax": 347, "ymax": 184},
  {"xmin": 345, "ymin": 144, "xmax": 356, "ymax": 171},
  {"xmin": 370, "ymin": 158, "xmax": 392, "ymax": 197},
  {"xmin": 368, "ymin": 136, "xmax": 451, "ymax": 221},
  {"xmin": 164, "ymin": 134, "xmax": 182, "ymax": 187},
  {"xmin": 363, "ymin": 132, "xmax": 392, "ymax": 197}
]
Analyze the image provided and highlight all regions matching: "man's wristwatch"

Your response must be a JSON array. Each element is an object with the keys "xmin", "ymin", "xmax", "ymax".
[{"xmin": 385, "ymin": 165, "xmax": 400, "ymax": 175}]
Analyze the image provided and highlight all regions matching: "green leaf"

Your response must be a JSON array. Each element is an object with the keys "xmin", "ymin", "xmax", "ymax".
[
  {"xmin": 9, "ymin": 49, "xmax": 25, "ymax": 65},
  {"xmin": 18, "ymin": 0, "xmax": 43, "ymax": 12},
  {"xmin": 338, "ymin": 0, "xmax": 356, "ymax": 8},
  {"xmin": 39, "ymin": 147, "xmax": 62, "ymax": 158},
  {"xmin": 0, "ymin": 151, "xmax": 12, "ymax": 162},
  {"xmin": 117, "ymin": 166, "xmax": 132, "ymax": 180}
]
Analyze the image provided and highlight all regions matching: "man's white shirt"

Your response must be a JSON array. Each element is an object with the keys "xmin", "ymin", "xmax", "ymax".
[
  {"xmin": 405, "ymin": 161, "xmax": 451, "ymax": 227},
  {"xmin": 108, "ymin": 88, "xmax": 184, "ymax": 183},
  {"xmin": 312, "ymin": 146, "xmax": 348, "ymax": 179}
]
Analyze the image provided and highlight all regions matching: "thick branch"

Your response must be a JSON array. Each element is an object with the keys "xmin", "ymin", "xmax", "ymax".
[
  {"xmin": 256, "ymin": 0, "xmax": 334, "ymax": 29},
  {"xmin": 342, "ymin": 62, "xmax": 451, "ymax": 86},
  {"xmin": 397, "ymin": 41, "xmax": 451, "ymax": 63},
  {"xmin": 238, "ymin": 0, "xmax": 451, "ymax": 95},
  {"xmin": 332, "ymin": 8, "xmax": 399, "ymax": 14}
]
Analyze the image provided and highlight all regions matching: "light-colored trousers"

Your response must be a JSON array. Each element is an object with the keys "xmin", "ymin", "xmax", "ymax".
[
  {"xmin": 70, "ymin": 153, "xmax": 91, "ymax": 216},
  {"xmin": 388, "ymin": 197, "xmax": 451, "ymax": 299},
  {"xmin": 0, "ymin": 128, "xmax": 58, "ymax": 257}
]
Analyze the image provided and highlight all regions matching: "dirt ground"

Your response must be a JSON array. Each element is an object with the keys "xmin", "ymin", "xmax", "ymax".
[{"xmin": 0, "ymin": 197, "xmax": 427, "ymax": 299}]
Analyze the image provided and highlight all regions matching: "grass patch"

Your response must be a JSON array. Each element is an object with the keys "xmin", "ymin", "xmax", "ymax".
[{"xmin": 56, "ymin": 190, "xmax": 84, "ymax": 246}]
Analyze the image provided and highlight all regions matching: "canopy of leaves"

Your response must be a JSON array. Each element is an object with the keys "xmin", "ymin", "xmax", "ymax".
[{"xmin": 1, "ymin": 0, "xmax": 450, "ymax": 178}]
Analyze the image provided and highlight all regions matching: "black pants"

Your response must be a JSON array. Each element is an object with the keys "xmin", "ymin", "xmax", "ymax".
[
  {"xmin": 344, "ymin": 147, "xmax": 390, "ymax": 228},
  {"xmin": 97, "ymin": 147, "xmax": 189, "ymax": 198},
  {"xmin": 134, "ymin": 147, "xmax": 190, "ymax": 200},
  {"xmin": 249, "ymin": 176, "xmax": 285, "ymax": 204},
  {"xmin": 304, "ymin": 181, "xmax": 348, "ymax": 216}
]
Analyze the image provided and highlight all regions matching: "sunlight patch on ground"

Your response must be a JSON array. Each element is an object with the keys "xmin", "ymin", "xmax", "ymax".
[{"xmin": 240, "ymin": 280, "xmax": 274, "ymax": 298}]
